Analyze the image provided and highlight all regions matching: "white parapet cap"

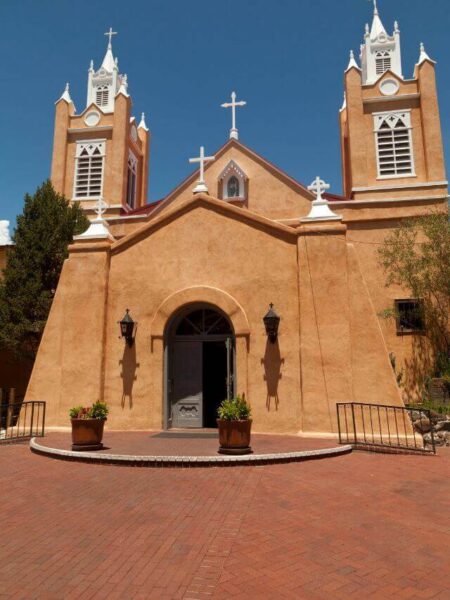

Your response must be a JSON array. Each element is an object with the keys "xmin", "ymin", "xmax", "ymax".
[
  {"xmin": 0, "ymin": 220, "xmax": 13, "ymax": 245},
  {"xmin": 301, "ymin": 177, "xmax": 342, "ymax": 222},
  {"xmin": 73, "ymin": 218, "xmax": 115, "ymax": 242}
]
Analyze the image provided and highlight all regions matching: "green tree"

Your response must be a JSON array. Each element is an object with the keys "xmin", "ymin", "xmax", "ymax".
[
  {"xmin": 0, "ymin": 181, "xmax": 89, "ymax": 358},
  {"xmin": 378, "ymin": 210, "xmax": 450, "ymax": 376}
]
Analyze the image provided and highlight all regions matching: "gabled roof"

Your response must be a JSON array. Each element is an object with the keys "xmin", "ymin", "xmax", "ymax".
[
  {"xmin": 122, "ymin": 138, "xmax": 314, "ymax": 219},
  {"xmin": 113, "ymin": 192, "xmax": 297, "ymax": 254}
]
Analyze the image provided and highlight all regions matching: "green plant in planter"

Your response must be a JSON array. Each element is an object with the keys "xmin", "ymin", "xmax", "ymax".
[
  {"xmin": 217, "ymin": 396, "xmax": 251, "ymax": 421},
  {"xmin": 69, "ymin": 401, "xmax": 109, "ymax": 420}
]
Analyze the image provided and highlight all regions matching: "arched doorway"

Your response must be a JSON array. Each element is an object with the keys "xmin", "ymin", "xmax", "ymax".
[{"xmin": 166, "ymin": 305, "xmax": 235, "ymax": 429}]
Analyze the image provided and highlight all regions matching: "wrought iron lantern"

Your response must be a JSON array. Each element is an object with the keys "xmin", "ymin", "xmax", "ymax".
[
  {"xmin": 119, "ymin": 309, "xmax": 136, "ymax": 347},
  {"xmin": 263, "ymin": 303, "xmax": 280, "ymax": 343}
]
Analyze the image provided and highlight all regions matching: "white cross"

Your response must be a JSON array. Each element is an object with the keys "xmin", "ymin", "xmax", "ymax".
[
  {"xmin": 189, "ymin": 146, "xmax": 215, "ymax": 194},
  {"xmin": 308, "ymin": 176, "xmax": 330, "ymax": 203},
  {"xmin": 94, "ymin": 196, "xmax": 108, "ymax": 220},
  {"xmin": 221, "ymin": 91, "xmax": 247, "ymax": 140},
  {"xmin": 104, "ymin": 27, "xmax": 118, "ymax": 47}
]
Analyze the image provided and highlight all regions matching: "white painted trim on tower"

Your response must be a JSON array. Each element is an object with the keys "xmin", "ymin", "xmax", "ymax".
[
  {"xmin": 330, "ymin": 194, "xmax": 449, "ymax": 207},
  {"xmin": 352, "ymin": 180, "xmax": 448, "ymax": 193}
]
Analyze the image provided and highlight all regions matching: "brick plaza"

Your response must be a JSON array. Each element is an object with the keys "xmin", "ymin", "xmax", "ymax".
[{"xmin": 1, "ymin": 443, "xmax": 449, "ymax": 599}]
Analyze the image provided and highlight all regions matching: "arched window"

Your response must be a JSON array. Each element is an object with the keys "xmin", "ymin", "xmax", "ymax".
[
  {"xmin": 96, "ymin": 86, "xmax": 109, "ymax": 107},
  {"xmin": 219, "ymin": 161, "xmax": 247, "ymax": 201},
  {"xmin": 375, "ymin": 51, "xmax": 391, "ymax": 76},
  {"xmin": 227, "ymin": 176, "xmax": 240, "ymax": 198}
]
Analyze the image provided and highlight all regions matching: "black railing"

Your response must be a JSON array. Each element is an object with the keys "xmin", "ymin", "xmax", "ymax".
[
  {"xmin": 0, "ymin": 401, "xmax": 46, "ymax": 442},
  {"xmin": 337, "ymin": 402, "xmax": 435, "ymax": 454}
]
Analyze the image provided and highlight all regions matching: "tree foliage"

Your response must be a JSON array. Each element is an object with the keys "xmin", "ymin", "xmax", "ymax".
[
  {"xmin": 378, "ymin": 210, "xmax": 450, "ymax": 375},
  {"xmin": 0, "ymin": 181, "xmax": 89, "ymax": 358}
]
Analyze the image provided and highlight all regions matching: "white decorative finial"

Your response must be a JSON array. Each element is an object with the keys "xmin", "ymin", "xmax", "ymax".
[
  {"xmin": 221, "ymin": 91, "xmax": 247, "ymax": 140},
  {"xmin": 189, "ymin": 146, "xmax": 216, "ymax": 193},
  {"xmin": 114, "ymin": 56, "xmax": 119, "ymax": 69},
  {"xmin": 373, "ymin": 0, "xmax": 378, "ymax": 15},
  {"xmin": 117, "ymin": 74, "xmax": 129, "ymax": 97},
  {"xmin": 346, "ymin": 50, "xmax": 359, "ymax": 71},
  {"xmin": 394, "ymin": 20, "xmax": 399, "ymax": 33},
  {"xmin": 104, "ymin": 27, "xmax": 117, "ymax": 49},
  {"xmin": 138, "ymin": 112, "xmax": 149, "ymax": 131},
  {"xmin": 89, "ymin": 59, "xmax": 94, "ymax": 72},
  {"xmin": 59, "ymin": 82, "xmax": 72, "ymax": 103},
  {"xmin": 418, "ymin": 42, "xmax": 434, "ymax": 65},
  {"xmin": 340, "ymin": 92, "xmax": 347, "ymax": 112},
  {"xmin": 302, "ymin": 177, "xmax": 341, "ymax": 222},
  {"xmin": 365, "ymin": 23, "xmax": 370, "ymax": 35}
]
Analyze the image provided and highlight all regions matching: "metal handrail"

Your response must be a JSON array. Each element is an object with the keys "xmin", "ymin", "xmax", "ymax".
[
  {"xmin": 336, "ymin": 402, "xmax": 435, "ymax": 454},
  {"xmin": 0, "ymin": 401, "xmax": 46, "ymax": 442}
]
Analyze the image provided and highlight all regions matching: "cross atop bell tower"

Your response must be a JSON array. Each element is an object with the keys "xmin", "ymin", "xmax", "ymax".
[{"xmin": 86, "ymin": 28, "xmax": 127, "ymax": 113}]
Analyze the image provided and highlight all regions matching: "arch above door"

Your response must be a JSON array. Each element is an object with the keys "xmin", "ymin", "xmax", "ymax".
[{"xmin": 150, "ymin": 285, "xmax": 250, "ymax": 341}]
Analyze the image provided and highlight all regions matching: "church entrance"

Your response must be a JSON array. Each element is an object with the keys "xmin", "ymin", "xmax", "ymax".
[{"xmin": 166, "ymin": 307, "xmax": 235, "ymax": 429}]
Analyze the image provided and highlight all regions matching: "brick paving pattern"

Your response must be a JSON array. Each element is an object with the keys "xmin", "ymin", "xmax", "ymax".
[{"xmin": 1, "ymin": 442, "xmax": 449, "ymax": 599}]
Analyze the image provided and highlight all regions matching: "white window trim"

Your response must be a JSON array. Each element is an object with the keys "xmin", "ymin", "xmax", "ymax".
[
  {"xmin": 219, "ymin": 161, "xmax": 247, "ymax": 201},
  {"xmin": 126, "ymin": 150, "xmax": 138, "ymax": 209},
  {"xmin": 73, "ymin": 139, "xmax": 106, "ymax": 200},
  {"xmin": 373, "ymin": 110, "xmax": 416, "ymax": 180}
]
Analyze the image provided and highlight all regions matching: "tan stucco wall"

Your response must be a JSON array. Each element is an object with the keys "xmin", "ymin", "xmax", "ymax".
[{"xmin": 26, "ymin": 193, "xmax": 408, "ymax": 434}]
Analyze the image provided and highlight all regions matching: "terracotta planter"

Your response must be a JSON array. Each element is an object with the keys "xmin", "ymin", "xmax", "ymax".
[
  {"xmin": 71, "ymin": 418, "xmax": 106, "ymax": 451},
  {"xmin": 217, "ymin": 419, "xmax": 252, "ymax": 455}
]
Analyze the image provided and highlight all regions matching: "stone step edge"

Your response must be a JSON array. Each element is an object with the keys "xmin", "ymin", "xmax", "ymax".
[{"xmin": 30, "ymin": 437, "xmax": 352, "ymax": 467}]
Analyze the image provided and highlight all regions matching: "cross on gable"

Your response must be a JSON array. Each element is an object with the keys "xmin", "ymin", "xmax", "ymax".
[
  {"xmin": 308, "ymin": 176, "xmax": 330, "ymax": 202},
  {"xmin": 189, "ymin": 146, "xmax": 216, "ymax": 194},
  {"xmin": 221, "ymin": 91, "xmax": 247, "ymax": 140}
]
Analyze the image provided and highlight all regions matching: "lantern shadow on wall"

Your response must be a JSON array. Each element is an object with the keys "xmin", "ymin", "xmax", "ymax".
[
  {"xmin": 119, "ymin": 339, "xmax": 140, "ymax": 410},
  {"xmin": 261, "ymin": 340, "xmax": 284, "ymax": 411}
]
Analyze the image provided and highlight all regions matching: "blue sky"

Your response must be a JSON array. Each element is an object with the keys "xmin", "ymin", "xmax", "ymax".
[{"xmin": 1, "ymin": 0, "xmax": 449, "ymax": 228}]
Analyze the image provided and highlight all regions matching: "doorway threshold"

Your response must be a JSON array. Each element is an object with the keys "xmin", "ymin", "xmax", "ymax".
[{"xmin": 154, "ymin": 430, "xmax": 218, "ymax": 439}]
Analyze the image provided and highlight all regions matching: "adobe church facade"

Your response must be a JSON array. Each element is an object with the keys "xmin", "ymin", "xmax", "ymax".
[{"xmin": 26, "ymin": 5, "xmax": 448, "ymax": 434}]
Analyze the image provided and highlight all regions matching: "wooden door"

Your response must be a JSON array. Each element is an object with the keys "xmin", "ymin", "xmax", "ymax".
[{"xmin": 170, "ymin": 342, "xmax": 203, "ymax": 428}]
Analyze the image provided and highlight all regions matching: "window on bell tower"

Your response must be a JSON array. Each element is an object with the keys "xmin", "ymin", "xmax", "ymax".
[
  {"xmin": 126, "ymin": 151, "xmax": 138, "ymax": 208},
  {"xmin": 74, "ymin": 140, "xmax": 106, "ymax": 199},
  {"xmin": 375, "ymin": 51, "xmax": 391, "ymax": 76},
  {"xmin": 374, "ymin": 112, "xmax": 414, "ymax": 178},
  {"xmin": 96, "ymin": 86, "xmax": 109, "ymax": 107}
]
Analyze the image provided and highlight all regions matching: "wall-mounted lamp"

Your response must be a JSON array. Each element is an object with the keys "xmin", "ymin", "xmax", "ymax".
[
  {"xmin": 263, "ymin": 303, "xmax": 280, "ymax": 343},
  {"xmin": 119, "ymin": 309, "xmax": 136, "ymax": 347}
]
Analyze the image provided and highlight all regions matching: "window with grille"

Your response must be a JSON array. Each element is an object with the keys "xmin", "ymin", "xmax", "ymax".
[
  {"xmin": 375, "ymin": 51, "xmax": 391, "ymax": 76},
  {"xmin": 95, "ymin": 86, "xmax": 109, "ymax": 107},
  {"xmin": 374, "ymin": 112, "xmax": 414, "ymax": 178},
  {"xmin": 74, "ymin": 141, "xmax": 105, "ymax": 199},
  {"xmin": 395, "ymin": 300, "xmax": 424, "ymax": 334},
  {"xmin": 126, "ymin": 152, "xmax": 138, "ymax": 208}
]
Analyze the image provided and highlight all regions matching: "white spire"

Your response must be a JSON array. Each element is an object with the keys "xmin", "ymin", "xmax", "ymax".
[
  {"xmin": 138, "ymin": 112, "xmax": 149, "ymax": 131},
  {"xmin": 58, "ymin": 82, "xmax": 73, "ymax": 104},
  {"xmin": 360, "ymin": 0, "xmax": 403, "ymax": 84},
  {"xmin": 302, "ymin": 177, "xmax": 341, "ymax": 222},
  {"xmin": 370, "ymin": 0, "xmax": 387, "ymax": 40},
  {"xmin": 346, "ymin": 50, "xmax": 359, "ymax": 72},
  {"xmin": 417, "ymin": 42, "xmax": 435, "ymax": 65},
  {"xmin": 101, "ymin": 27, "xmax": 117, "ymax": 71},
  {"xmin": 340, "ymin": 92, "xmax": 347, "ymax": 112},
  {"xmin": 0, "ymin": 221, "xmax": 12, "ymax": 246},
  {"xmin": 117, "ymin": 74, "xmax": 129, "ymax": 97}
]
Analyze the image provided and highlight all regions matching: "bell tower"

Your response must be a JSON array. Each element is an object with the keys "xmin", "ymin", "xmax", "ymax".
[
  {"xmin": 50, "ymin": 29, "xmax": 150, "ymax": 218},
  {"xmin": 339, "ymin": 1, "xmax": 447, "ymax": 202}
]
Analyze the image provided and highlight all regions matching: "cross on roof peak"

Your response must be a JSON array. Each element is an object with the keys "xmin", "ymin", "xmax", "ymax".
[{"xmin": 221, "ymin": 91, "xmax": 247, "ymax": 140}]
